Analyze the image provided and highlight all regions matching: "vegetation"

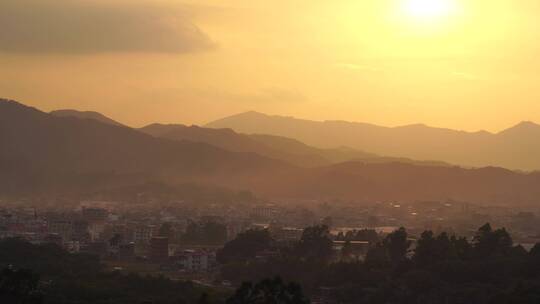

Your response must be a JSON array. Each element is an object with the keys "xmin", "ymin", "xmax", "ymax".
[
  {"xmin": 217, "ymin": 229, "xmax": 274, "ymax": 264},
  {"xmin": 0, "ymin": 238, "xmax": 312, "ymax": 304},
  {"xmin": 220, "ymin": 223, "xmax": 540, "ymax": 303},
  {"xmin": 335, "ymin": 229, "xmax": 380, "ymax": 243},
  {"xmin": 182, "ymin": 221, "xmax": 228, "ymax": 245},
  {"xmin": 226, "ymin": 277, "xmax": 309, "ymax": 304},
  {"xmin": 0, "ymin": 267, "xmax": 43, "ymax": 304},
  {"xmin": 5, "ymin": 223, "xmax": 540, "ymax": 303},
  {"xmin": 0, "ymin": 238, "xmax": 223, "ymax": 304}
]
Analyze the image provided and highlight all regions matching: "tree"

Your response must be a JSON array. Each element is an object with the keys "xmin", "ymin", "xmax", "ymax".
[
  {"xmin": 226, "ymin": 277, "xmax": 309, "ymax": 304},
  {"xmin": 413, "ymin": 231, "xmax": 437, "ymax": 266},
  {"xmin": 450, "ymin": 235, "xmax": 473, "ymax": 260},
  {"xmin": 0, "ymin": 238, "xmax": 214, "ymax": 304},
  {"xmin": 218, "ymin": 229, "xmax": 274, "ymax": 264},
  {"xmin": 473, "ymin": 223, "xmax": 513, "ymax": 258},
  {"xmin": 182, "ymin": 221, "xmax": 227, "ymax": 245},
  {"xmin": 364, "ymin": 243, "xmax": 390, "ymax": 268},
  {"xmin": 198, "ymin": 292, "xmax": 210, "ymax": 304},
  {"xmin": 530, "ymin": 243, "xmax": 540, "ymax": 257},
  {"xmin": 205, "ymin": 222, "xmax": 228, "ymax": 244},
  {"xmin": 355, "ymin": 229, "xmax": 380, "ymax": 243},
  {"xmin": 337, "ymin": 229, "xmax": 379, "ymax": 243},
  {"xmin": 383, "ymin": 227, "xmax": 411, "ymax": 265},
  {"xmin": 341, "ymin": 240, "xmax": 354, "ymax": 261},
  {"xmin": 413, "ymin": 231, "xmax": 453, "ymax": 266},
  {"xmin": 365, "ymin": 227, "xmax": 411, "ymax": 268},
  {"xmin": 0, "ymin": 267, "xmax": 43, "ymax": 304},
  {"xmin": 295, "ymin": 225, "xmax": 333, "ymax": 262}
]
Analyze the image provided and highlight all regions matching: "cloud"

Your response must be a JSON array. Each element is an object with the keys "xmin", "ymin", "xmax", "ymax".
[{"xmin": 0, "ymin": 0, "xmax": 215, "ymax": 54}]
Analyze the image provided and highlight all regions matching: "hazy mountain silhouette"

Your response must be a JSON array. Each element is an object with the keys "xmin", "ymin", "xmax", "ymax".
[
  {"xmin": 140, "ymin": 123, "xmax": 329, "ymax": 167},
  {"xmin": 3, "ymin": 99, "xmax": 540, "ymax": 205},
  {"xmin": 140, "ymin": 124, "xmax": 446, "ymax": 168},
  {"xmin": 50, "ymin": 109, "xmax": 125, "ymax": 127},
  {"xmin": 207, "ymin": 111, "xmax": 540, "ymax": 171},
  {"xmin": 0, "ymin": 99, "xmax": 287, "ymax": 195}
]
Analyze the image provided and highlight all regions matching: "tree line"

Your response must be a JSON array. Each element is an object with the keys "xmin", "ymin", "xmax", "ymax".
[{"xmin": 219, "ymin": 223, "xmax": 540, "ymax": 303}]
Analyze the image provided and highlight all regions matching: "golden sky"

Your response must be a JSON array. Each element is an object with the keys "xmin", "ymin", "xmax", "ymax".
[{"xmin": 1, "ymin": 0, "xmax": 539, "ymax": 131}]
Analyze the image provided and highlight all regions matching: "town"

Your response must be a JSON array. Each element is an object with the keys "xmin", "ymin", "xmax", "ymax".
[{"xmin": 2, "ymin": 195, "xmax": 540, "ymax": 288}]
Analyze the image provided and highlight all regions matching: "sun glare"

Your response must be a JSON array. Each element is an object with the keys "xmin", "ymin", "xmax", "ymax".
[{"xmin": 403, "ymin": 0, "xmax": 456, "ymax": 21}]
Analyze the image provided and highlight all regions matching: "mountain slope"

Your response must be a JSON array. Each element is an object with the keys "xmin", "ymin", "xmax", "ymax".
[
  {"xmin": 50, "ymin": 109, "xmax": 125, "ymax": 127},
  {"xmin": 3, "ymin": 99, "xmax": 540, "ymax": 205},
  {"xmin": 140, "ymin": 124, "xmax": 448, "ymax": 168},
  {"xmin": 207, "ymin": 111, "xmax": 540, "ymax": 171},
  {"xmin": 140, "ymin": 123, "xmax": 330, "ymax": 167},
  {"xmin": 0, "ymin": 99, "xmax": 288, "ymax": 195},
  {"xmin": 267, "ymin": 162, "xmax": 540, "ymax": 205}
]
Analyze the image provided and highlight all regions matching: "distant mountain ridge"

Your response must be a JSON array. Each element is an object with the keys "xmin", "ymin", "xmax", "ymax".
[
  {"xmin": 50, "ymin": 109, "xmax": 125, "ymax": 127},
  {"xmin": 206, "ymin": 111, "xmax": 540, "ymax": 171},
  {"xmin": 2, "ymin": 98, "xmax": 540, "ymax": 206},
  {"xmin": 0, "ymin": 99, "xmax": 287, "ymax": 195},
  {"xmin": 140, "ymin": 123, "xmax": 331, "ymax": 167},
  {"xmin": 140, "ymin": 123, "xmax": 447, "ymax": 168}
]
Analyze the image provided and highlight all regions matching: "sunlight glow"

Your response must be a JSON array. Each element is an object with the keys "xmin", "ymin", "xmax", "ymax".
[{"xmin": 403, "ymin": 0, "xmax": 457, "ymax": 21}]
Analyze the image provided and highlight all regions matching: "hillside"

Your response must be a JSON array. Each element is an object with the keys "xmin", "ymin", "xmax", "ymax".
[
  {"xmin": 269, "ymin": 162, "xmax": 540, "ymax": 205},
  {"xmin": 2, "ymin": 99, "xmax": 540, "ymax": 205},
  {"xmin": 0, "ymin": 99, "xmax": 288, "ymax": 195},
  {"xmin": 141, "ymin": 124, "xmax": 447, "ymax": 168},
  {"xmin": 206, "ymin": 111, "xmax": 540, "ymax": 171},
  {"xmin": 50, "ymin": 109, "xmax": 125, "ymax": 127},
  {"xmin": 140, "ymin": 124, "xmax": 330, "ymax": 167}
]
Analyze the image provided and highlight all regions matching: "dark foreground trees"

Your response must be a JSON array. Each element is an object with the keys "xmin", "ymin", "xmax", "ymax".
[
  {"xmin": 6, "ymin": 222, "xmax": 540, "ymax": 304},
  {"xmin": 0, "ymin": 238, "xmax": 224, "ymax": 304},
  {"xmin": 220, "ymin": 223, "xmax": 540, "ymax": 304},
  {"xmin": 226, "ymin": 277, "xmax": 309, "ymax": 304},
  {"xmin": 0, "ymin": 237, "xmax": 310, "ymax": 304},
  {"xmin": 217, "ymin": 229, "xmax": 274, "ymax": 264},
  {"xmin": 0, "ymin": 267, "xmax": 43, "ymax": 304},
  {"xmin": 294, "ymin": 225, "xmax": 333, "ymax": 262}
]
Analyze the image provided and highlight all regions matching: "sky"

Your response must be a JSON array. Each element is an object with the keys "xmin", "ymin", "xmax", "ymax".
[{"xmin": 1, "ymin": 0, "xmax": 540, "ymax": 132}]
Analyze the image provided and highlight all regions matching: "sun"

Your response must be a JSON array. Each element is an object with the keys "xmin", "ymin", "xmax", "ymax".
[{"xmin": 403, "ymin": 0, "xmax": 456, "ymax": 21}]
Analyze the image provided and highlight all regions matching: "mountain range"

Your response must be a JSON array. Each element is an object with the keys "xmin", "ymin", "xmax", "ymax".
[
  {"xmin": 50, "ymin": 109, "xmax": 125, "ymax": 127},
  {"xmin": 1, "ymin": 100, "xmax": 286, "ymax": 195},
  {"xmin": 139, "ymin": 123, "xmax": 448, "ymax": 168},
  {"xmin": 2, "ymin": 98, "xmax": 540, "ymax": 205},
  {"xmin": 206, "ymin": 111, "xmax": 540, "ymax": 171},
  {"xmin": 50, "ymin": 109, "xmax": 449, "ymax": 168}
]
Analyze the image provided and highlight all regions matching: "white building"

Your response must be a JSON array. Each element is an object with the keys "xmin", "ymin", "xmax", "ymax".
[{"xmin": 174, "ymin": 249, "xmax": 216, "ymax": 272}]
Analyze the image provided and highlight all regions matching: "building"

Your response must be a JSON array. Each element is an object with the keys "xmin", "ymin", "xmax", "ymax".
[
  {"xmin": 48, "ymin": 220, "xmax": 73, "ymax": 243},
  {"xmin": 82, "ymin": 208, "xmax": 108, "ymax": 223},
  {"xmin": 174, "ymin": 249, "xmax": 216, "ymax": 272},
  {"xmin": 133, "ymin": 225, "xmax": 155, "ymax": 244},
  {"xmin": 250, "ymin": 205, "xmax": 276, "ymax": 220},
  {"xmin": 72, "ymin": 220, "xmax": 90, "ymax": 241}
]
